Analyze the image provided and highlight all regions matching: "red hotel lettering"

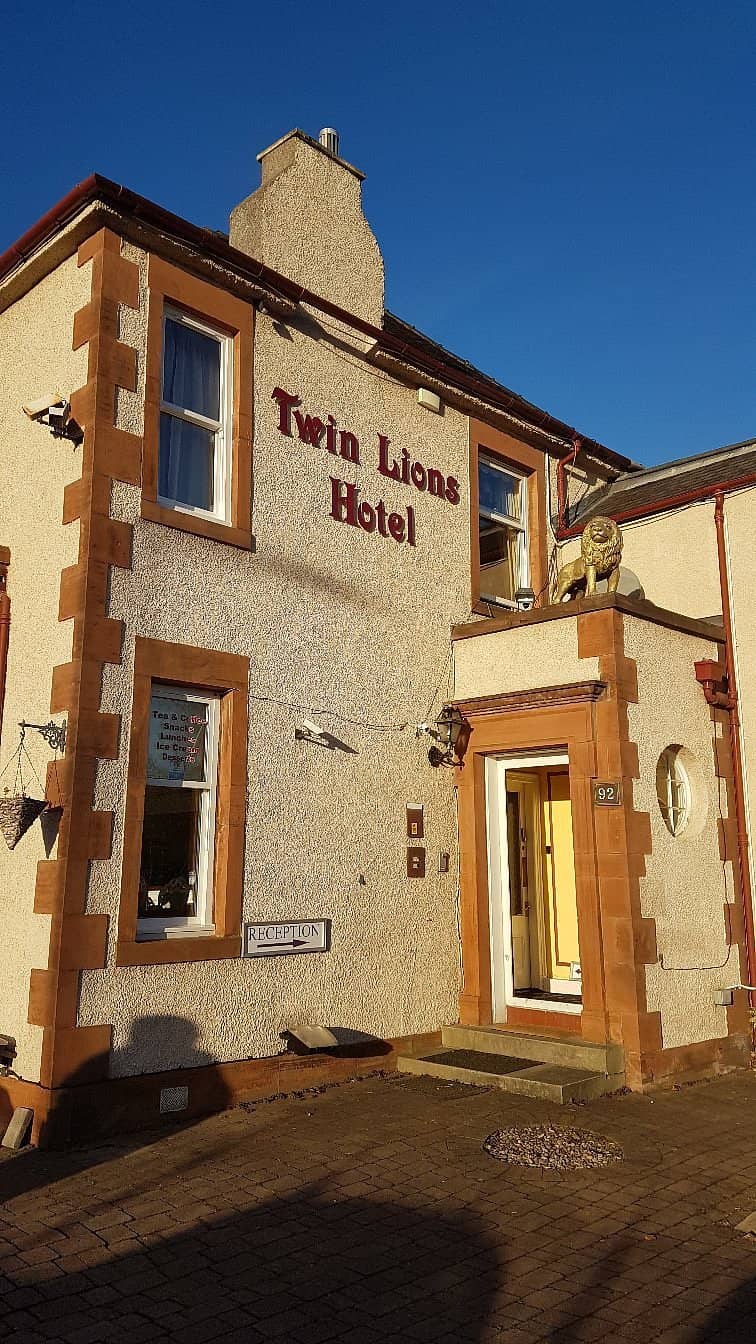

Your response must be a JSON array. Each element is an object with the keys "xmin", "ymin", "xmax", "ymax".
[
  {"xmin": 330, "ymin": 478, "xmax": 415, "ymax": 547},
  {"xmin": 271, "ymin": 386, "xmax": 299, "ymax": 435},
  {"xmin": 293, "ymin": 411, "xmax": 326, "ymax": 446},
  {"xmin": 273, "ymin": 387, "xmax": 361, "ymax": 464},
  {"xmin": 273, "ymin": 387, "xmax": 461, "ymax": 548},
  {"xmin": 377, "ymin": 434, "xmax": 459, "ymax": 504}
]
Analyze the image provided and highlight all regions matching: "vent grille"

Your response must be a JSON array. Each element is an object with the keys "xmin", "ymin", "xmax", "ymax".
[{"xmin": 160, "ymin": 1086, "xmax": 189, "ymax": 1114}]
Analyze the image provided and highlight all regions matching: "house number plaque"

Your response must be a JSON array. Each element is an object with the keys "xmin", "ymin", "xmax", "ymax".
[{"xmin": 592, "ymin": 780, "xmax": 622, "ymax": 807}]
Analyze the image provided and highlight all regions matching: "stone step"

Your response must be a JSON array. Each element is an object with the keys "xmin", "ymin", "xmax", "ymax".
[
  {"xmin": 397, "ymin": 1048, "xmax": 621, "ymax": 1104},
  {"xmin": 442, "ymin": 1024, "xmax": 623, "ymax": 1076}
]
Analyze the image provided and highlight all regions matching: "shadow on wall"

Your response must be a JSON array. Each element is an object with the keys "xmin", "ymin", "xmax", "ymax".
[
  {"xmin": 258, "ymin": 545, "xmax": 400, "ymax": 613},
  {"xmin": 107, "ymin": 1013, "xmax": 221, "ymax": 1080},
  {"xmin": 0, "ymin": 1185, "xmax": 501, "ymax": 1340},
  {"xmin": 55, "ymin": 1013, "xmax": 230, "ymax": 1147},
  {"xmin": 0, "ymin": 1015, "xmax": 393, "ymax": 1194},
  {"xmin": 0, "ymin": 1015, "xmax": 229, "ymax": 1196}
]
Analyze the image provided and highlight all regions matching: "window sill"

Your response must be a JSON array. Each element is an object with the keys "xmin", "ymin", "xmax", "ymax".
[
  {"xmin": 116, "ymin": 935, "xmax": 241, "ymax": 967},
  {"xmin": 137, "ymin": 923, "xmax": 216, "ymax": 941},
  {"xmin": 141, "ymin": 497, "xmax": 255, "ymax": 551}
]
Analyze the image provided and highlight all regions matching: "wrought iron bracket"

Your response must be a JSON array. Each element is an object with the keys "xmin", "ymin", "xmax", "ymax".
[{"xmin": 19, "ymin": 720, "xmax": 67, "ymax": 753}]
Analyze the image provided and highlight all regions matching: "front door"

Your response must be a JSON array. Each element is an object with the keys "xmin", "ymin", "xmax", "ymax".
[
  {"xmin": 505, "ymin": 778, "xmax": 534, "ymax": 990},
  {"xmin": 543, "ymin": 769, "xmax": 580, "ymax": 990}
]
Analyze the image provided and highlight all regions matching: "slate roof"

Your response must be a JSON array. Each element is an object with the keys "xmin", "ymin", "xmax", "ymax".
[
  {"xmin": 380, "ymin": 311, "xmax": 636, "ymax": 470},
  {"xmin": 383, "ymin": 311, "xmax": 546, "ymax": 420},
  {"xmin": 576, "ymin": 438, "xmax": 756, "ymax": 523},
  {"xmin": 0, "ymin": 171, "xmax": 637, "ymax": 476}
]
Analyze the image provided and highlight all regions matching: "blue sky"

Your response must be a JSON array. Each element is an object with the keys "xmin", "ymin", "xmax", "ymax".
[{"xmin": 2, "ymin": 1, "xmax": 754, "ymax": 465}]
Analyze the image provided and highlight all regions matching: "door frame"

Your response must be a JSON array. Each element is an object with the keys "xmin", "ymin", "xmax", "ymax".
[{"xmin": 486, "ymin": 751, "xmax": 581, "ymax": 1019}]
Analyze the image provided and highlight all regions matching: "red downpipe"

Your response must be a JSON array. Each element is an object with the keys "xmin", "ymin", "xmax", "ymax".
[
  {"xmin": 0, "ymin": 548, "xmax": 10, "ymax": 749},
  {"xmin": 713, "ymin": 495, "xmax": 756, "ymax": 1011},
  {"xmin": 556, "ymin": 436, "xmax": 582, "ymax": 531}
]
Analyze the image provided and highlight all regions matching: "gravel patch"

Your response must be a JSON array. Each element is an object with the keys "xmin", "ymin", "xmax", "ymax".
[{"xmin": 483, "ymin": 1123, "xmax": 624, "ymax": 1169}]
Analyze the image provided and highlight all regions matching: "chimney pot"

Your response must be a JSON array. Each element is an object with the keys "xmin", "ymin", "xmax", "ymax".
[{"xmin": 319, "ymin": 127, "xmax": 340, "ymax": 157}]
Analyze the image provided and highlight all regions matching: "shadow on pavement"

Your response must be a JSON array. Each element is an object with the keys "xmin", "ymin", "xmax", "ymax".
[
  {"xmin": 0, "ymin": 1014, "xmax": 392, "ymax": 1206},
  {"xmin": 0, "ymin": 1187, "xmax": 501, "ymax": 1342},
  {"xmin": 0, "ymin": 1014, "xmax": 229, "ymax": 1209},
  {"xmin": 693, "ymin": 1279, "xmax": 756, "ymax": 1341}
]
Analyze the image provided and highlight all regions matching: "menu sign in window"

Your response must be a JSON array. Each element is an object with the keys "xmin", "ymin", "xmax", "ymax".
[{"xmin": 148, "ymin": 695, "xmax": 208, "ymax": 783}]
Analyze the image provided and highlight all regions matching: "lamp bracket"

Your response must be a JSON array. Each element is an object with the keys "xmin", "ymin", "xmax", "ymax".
[{"xmin": 19, "ymin": 720, "xmax": 67, "ymax": 753}]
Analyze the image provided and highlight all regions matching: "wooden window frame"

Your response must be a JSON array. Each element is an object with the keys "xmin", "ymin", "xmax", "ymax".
[
  {"xmin": 143, "ymin": 255, "xmax": 254, "ymax": 549},
  {"xmin": 117, "ymin": 637, "xmax": 249, "ymax": 967},
  {"xmin": 477, "ymin": 454, "xmax": 529, "ymax": 610},
  {"xmin": 469, "ymin": 420, "xmax": 548, "ymax": 617}
]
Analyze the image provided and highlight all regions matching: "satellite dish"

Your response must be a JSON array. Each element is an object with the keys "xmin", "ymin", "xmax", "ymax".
[{"xmin": 596, "ymin": 567, "xmax": 645, "ymax": 600}]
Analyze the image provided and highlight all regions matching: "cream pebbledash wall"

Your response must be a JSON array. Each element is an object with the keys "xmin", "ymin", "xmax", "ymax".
[
  {"xmin": 623, "ymin": 619, "xmax": 737, "ymax": 1049},
  {"xmin": 724, "ymin": 488, "xmax": 756, "ymax": 925},
  {"xmin": 554, "ymin": 505, "xmax": 721, "ymax": 620},
  {"xmin": 77, "ymin": 242, "xmax": 475, "ymax": 1076},
  {"xmin": 453, "ymin": 620, "xmax": 601, "ymax": 702},
  {"xmin": 610, "ymin": 505, "xmax": 721, "ymax": 619},
  {"xmin": 0, "ymin": 255, "xmax": 89, "ymax": 1080}
]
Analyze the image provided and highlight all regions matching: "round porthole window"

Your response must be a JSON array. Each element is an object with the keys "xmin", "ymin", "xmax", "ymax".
[{"xmin": 656, "ymin": 746, "xmax": 692, "ymax": 837}]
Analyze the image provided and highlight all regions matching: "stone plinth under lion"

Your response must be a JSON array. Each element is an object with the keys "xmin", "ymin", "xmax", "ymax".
[{"xmin": 553, "ymin": 516, "xmax": 623, "ymax": 603}]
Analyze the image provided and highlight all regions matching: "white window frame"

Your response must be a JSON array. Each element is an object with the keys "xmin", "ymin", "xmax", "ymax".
[
  {"xmin": 478, "ymin": 454, "xmax": 529, "ymax": 609},
  {"xmin": 137, "ymin": 683, "xmax": 220, "ymax": 941},
  {"xmin": 657, "ymin": 747, "xmax": 691, "ymax": 837},
  {"xmin": 158, "ymin": 306, "xmax": 233, "ymax": 526},
  {"xmin": 486, "ymin": 752, "xmax": 581, "ymax": 1018}
]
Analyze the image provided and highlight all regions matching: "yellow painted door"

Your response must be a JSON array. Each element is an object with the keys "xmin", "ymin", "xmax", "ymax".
[{"xmin": 543, "ymin": 771, "xmax": 580, "ymax": 982}]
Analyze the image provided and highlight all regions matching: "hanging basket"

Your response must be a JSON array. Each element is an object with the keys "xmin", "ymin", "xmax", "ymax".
[{"xmin": 0, "ymin": 794, "xmax": 48, "ymax": 850}]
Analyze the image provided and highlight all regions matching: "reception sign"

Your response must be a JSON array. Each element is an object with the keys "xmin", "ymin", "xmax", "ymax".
[{"xmin": 243, "ymin": 920, "xmax": 330, "ymax": 957}]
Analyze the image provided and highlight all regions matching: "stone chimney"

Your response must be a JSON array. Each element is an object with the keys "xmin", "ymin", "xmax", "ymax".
[{"xmin": 229, "ymin": 129, "xmax": 384, "ymax": 327}]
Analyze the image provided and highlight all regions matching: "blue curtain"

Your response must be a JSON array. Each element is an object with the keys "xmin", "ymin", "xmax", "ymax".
[
  {"xmin": 162, "ymin": 318, "xmax": 220, "ymax": 419},
  {"xmin": 159, "ymin": 415, "xmax": 214, "ymax": 510},
  {"xmin": 159, "ymin": 317, "xmax": 221, "ymax": 509}
]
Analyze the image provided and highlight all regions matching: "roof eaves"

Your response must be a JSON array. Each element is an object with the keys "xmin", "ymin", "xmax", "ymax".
[{"xmin": 0, "ymin": 175, "xmax": 638, "ymax": 476}]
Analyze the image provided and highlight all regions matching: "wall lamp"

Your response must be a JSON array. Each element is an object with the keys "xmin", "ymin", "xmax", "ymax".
[{"xmin": 428, "ymin": 704, "xmax": 467, "ymax": 768}]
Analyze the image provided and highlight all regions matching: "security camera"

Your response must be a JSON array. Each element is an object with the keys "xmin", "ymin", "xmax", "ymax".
[
  {"xmin": 302, "ymin": 719, "xmax": 325, "ymax": 738},
  {"xmin": 22, "ymin": 392, "xmax": 66, "ymax": 422},
  {"xmin": 47, "ymin": 402, "xmax": 70, "ymax": 431},
  {"xmin": 22, "ymin": 393, "xmax": 83, "ymax": 444},
  {"xmin": 295, "ymin": 718, "xmax": 331, "ymax": 745}
]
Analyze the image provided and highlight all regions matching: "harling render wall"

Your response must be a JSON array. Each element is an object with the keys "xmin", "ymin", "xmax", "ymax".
[
  {"xmin": 77, "ymin": 135, "xmax": 476, "ymax": 1076},
  {"xmin": 0, "ymin": 255, "xmax": 89, "ymax": 1081}
]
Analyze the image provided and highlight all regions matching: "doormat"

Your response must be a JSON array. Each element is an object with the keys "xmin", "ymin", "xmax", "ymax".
[{"xmin": 483, "ymin": 1124, "xmax": 623, "ymax": 1170}]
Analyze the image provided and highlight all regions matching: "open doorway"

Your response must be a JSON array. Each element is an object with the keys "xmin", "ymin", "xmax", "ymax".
[{"xmin": 486, "ymin": 753, "xmax": 581, "ymax": 1020}]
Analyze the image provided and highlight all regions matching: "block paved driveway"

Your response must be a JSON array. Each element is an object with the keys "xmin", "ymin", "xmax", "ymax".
[{"xmin": 3, "ymin": 1070, "xmax": 756, "ymax": 1342}]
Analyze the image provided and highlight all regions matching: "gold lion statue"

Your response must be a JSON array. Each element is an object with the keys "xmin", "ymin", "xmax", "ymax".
[{"xmin": 553, "ymin": 516, "xmax": 623, "ymax": 603}]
